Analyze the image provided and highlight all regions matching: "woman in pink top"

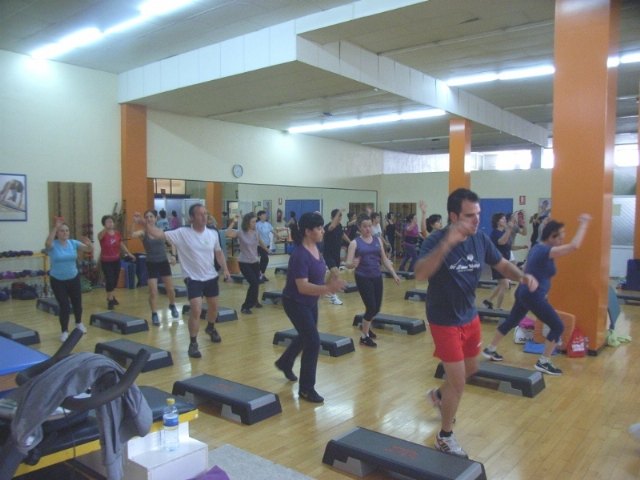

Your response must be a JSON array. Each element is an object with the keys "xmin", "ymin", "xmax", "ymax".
[
  {"xmin": 98, "ymin": 215, "xmax": 134, "ymax": 310},
  {"xmin": 399, "ymin": 213, "xmax": 419, "ymax": 272}
]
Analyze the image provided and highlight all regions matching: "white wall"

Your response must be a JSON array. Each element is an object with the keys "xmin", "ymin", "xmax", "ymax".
[{"xmin": 0, "ymin": 50, "xmax": 120, "ymax": 252}]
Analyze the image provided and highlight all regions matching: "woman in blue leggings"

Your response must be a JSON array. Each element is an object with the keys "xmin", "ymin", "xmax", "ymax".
[{"xmin": 482, "ymin": 214, "xmax": 591, "ymax": 376}]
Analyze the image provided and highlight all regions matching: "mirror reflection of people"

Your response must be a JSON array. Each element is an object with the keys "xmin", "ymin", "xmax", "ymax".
[
  {"xmin": 0, "ymin": 178, "xmax": 25, "ymax": 210},
  {"xmin": 45, "ymin": 217, "xmax": 93, "ymax": 342}
]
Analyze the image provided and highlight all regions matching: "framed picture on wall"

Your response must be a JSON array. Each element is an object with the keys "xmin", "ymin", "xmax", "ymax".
[{"xmin": 0, "ymin": 173, "xmax": 27, "ymax": 221}]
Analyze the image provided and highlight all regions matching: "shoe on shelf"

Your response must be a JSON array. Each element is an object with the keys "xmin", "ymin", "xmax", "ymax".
[
  {"xmin": 188, "ymin": 342, "xmax": 201, "ymax": 359},
  {"xmin": 359, "ymin": 336, "xmax": 377, "ymax": 348},
  {"xmin": 241, "ymin": 308, "xmax": 252, "ymax": 314},
  {"xmin": 275, "ymin": 361, "xmax": 298, "ymax": 382},
  {"xmin": 367, "ymin": 328, "xmax": 377, "ymax": 339},
  {"xmin": 330, "ymin": 294, "xmax": 343, "ymax": 305},
  {"xmin": 482, "ymin": 347, "xmax": 503, "ymax": 361},
  {"xmin": 60, "ymin": 331, "xmax": 69, "ymax": 342},
  {"xmin": 535, "ymin": 360, "xmax": 562, "ymax": 376},
  {"xmin": 435, "ymin": 432, "xmax": 468, "ymax": 458},
  {"xmin": 151, "ymin": 313, "xmax": 160, "ymax": 326},
  {"xmin": 254, "ymin": 302, "xmax": 263, "ymax": 309},
  {"xmin": 482, "ymin": 299, "xmax": 494, "ymax": 309},
  {"xmin": 205, "ymin": 323, "xmax": 222, "ymax": 343},
  {"xmin": 169, "ymin": 304, "xmax": 180, "ymax": 318},
  {"xmin": 107, "ymin": 299, "xmax": 116, "ymax": 310},
  {"xmin": 75, "ymin": 323, "xmax": 87, "ymax": 334},
  {"xmin": 299, "ymin": 389, "xmax": 324, "ymax": 403}
]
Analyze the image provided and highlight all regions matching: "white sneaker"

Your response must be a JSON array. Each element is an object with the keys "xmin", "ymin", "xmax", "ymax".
[
  {"xmin": 60, "ymin": 331, "xmax": 69, "ymax": 342},
  {"xmin": 75, "ymin": 323, "xmax": 87, "ymax": 334},
  {"xmin": 435, "ymin": 432, "xmax": 468, "ymax": 458},
  {"xmin": 330, "ymin": 294, "xmax": 343, "ymax": 305}
]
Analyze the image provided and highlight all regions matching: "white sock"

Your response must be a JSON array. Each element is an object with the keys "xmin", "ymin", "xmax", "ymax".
[
  {"xmin": 539, "ymin": 355, "xmax": 549, "ymax": 363},
  {"xmin": 486, "ymin": 345, "xmax": 496, "ymax": 352}
]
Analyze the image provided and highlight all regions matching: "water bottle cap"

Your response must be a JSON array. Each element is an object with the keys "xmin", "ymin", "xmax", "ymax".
[{"xmin": 167, "ymin": 397, "xmax": 175, "ymax": 406}]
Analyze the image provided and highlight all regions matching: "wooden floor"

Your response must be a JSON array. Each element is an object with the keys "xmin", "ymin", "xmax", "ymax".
[{"xmin": 4, "ymin": 256, "xmax": 640, "ymax": 479}]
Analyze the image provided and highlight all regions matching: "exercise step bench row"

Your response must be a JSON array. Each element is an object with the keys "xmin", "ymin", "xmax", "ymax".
[
  {"xmin": 435, "ymin": 361, "xmax": 545, "ymax": 398},
  {"xmin": 383, "ymin": 270, "xmax": 415, "ymax": 279},
  {"xmin": 181, "ymin": 305, "xmax": 238, "ymax": 322},
  {"xmin": 476, "ymin": 307, "xmax": 510, "ymax": 321},
  {"xmin": 323, "ymin": 427, "xmax": 486, "ymax": 479},
  {"xmin": 0, "ymin": 322, "xmax": 39, "ymax": 346},
  {"xmin": 352, "ymin": 313, "xmax": 426, "ymax": 335},
  {"xmin": 95, "ymin": 339, "xmax": 173, "ymax": 372},
  {"xmin": 272, "ymin": 328, "xmax": 354, "ymax": 357},
  {"xmin": 89, "ymin": 311, "xmax": 149, "ymax": 334},
  {"xmin": 172, "ymin": 374, "xmax": 282, "ymax": 425},
  {"xmin": 404, "ymin": 289, "xmax": 426, "ymax": 301},
  {"xmin": 158, "ymin": 284, "xmax": 188, "ymax": 297}
]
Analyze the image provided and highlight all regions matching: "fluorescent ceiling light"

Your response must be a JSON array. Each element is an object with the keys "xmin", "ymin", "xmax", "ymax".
[
  {"xmin": 446, "ymin": 73, "xmax": 498, "ymax": 87},
  {"xmin": 288, "ymin": 109, "xmax": 446, "ymax": 134},
  {"xmin": 30, "ymin": 0, "xmax": 195, "ymax": 60},
  {"xmin": 498, "ymin": 65, "xmax": 555, "ymax": 80},
  {"xmin": 620, "ymin": 51, "xmax": 640, "ymax": 64}
]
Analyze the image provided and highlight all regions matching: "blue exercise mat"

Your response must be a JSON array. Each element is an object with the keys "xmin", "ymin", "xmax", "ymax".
[{"xmin": 523, "ymin": 340, "xmax": 557, "ymax": 355}]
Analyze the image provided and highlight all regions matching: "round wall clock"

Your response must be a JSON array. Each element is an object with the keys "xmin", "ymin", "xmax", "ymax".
[{"xmin": 232, "ymin": 164, "xmax": 244, "ymax": 178}]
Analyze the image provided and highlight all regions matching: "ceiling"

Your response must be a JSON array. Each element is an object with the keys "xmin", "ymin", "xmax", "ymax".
[{"xmin": 2, "ymin": 0, "xmax": 639, "ymax": 155}]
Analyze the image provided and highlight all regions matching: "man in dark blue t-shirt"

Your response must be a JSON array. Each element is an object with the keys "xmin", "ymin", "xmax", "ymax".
[{"xmin": 415, "ymin": 188, "xmax": 538, "ymax": 458}]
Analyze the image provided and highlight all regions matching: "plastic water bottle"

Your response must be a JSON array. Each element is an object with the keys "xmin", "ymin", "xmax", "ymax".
[{"xmin": 162, "ymin": 397, "xmax": 179, "ymax": 451}]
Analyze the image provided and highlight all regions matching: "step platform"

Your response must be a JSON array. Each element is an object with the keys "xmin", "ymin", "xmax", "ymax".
[
  {"xmin": 158, "ymin": 284, "xmax": 188, "ymax": 297},
  {"xmin": 0, "ymin": 321, "xmax": 40, "ymax": 346},
  {"xmin": 181, "ymin": 305, "xmax": 238, "ymax": 322},
  {"xmin": 262, "ymin": 290, "xmax": 283, "ymax": 305},
  {"xmin": 477, "ymin": 279, "xmax": 498, "ymax": 289},
  {"xmin": 89, "ymin": 311, "xmax": 149, "ymax": 334},
  {"xmin": 172, "ymin": 374, "xmax": 282, "ymax": 425},
  {"xmin": 230, "ymin": 274, "xmax": 245, "ymax": 284},
  {"xmin": 344, "ymin": 282, "xmax": 358, "ymax": 293},
  {"xmin": 352, "ymin": 313, "xmax": 426, "ymax": 335},
  {"xmin": 404, "ymin": 289, "xmax": 426, "ymax": 301},
  {"xmin": 617, "ymin": 293, "xmax": 640, "ymax": 305},
  {"xmin": 95, "ymin": 339, "xmax": 173, "ymax": 372},
  {"xmin": 323, "ymin": 427, "xmax": 486, "ymax": 479},
  {"xmin": 435, "ymin": 361, "xmax": 545, "ymax": 398},
  {"xmin": 383, "ymin": 270, "xmax": 414, "ymax": 279},
  {"xmin": 272, "ymin": 328, "xmax": 355, "ymax": 357},
  {"xmin": 36, "ymin": 297, "xmax": 68, "ymax": 315},
  {"xmin": 477, "ymin": 307, "xmax": 510, "ymax": 320},
  {"xmin": 274, "ymin": 267, "xmax": 288, "ymax": 275}
]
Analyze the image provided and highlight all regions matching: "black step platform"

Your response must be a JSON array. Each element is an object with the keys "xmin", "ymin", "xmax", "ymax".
[
  {"xmin": 617, "ymin": 293, "xmax": 640, "ymax": 305},
  {"xmin": 95, "ymin": 339, "xmax": 173, "ymax": 372},
  {"xmin": 172, "ymin": 374, "xmax": 282, "ymax": 425},
  {"xmin": 262, "ymin": 290, "xmax": 283, "ymax": 305},
  {"xmin": 435, "ymin": 361, "xmax": 545, "ymax": 398},
  {"xmin": 477, "ymin": 279, "xmax": 498, "ymax": 289},
  {"xmin": 36, "ymin": 297, "xmax": 67, "ymax": 315},
  {"xmin": 158, "ymin": 284, "xmax": 188, "ymax": 297},
  {"xmin": 352, "ymin": 313, "xmax": 426, "ymax": 335},
  {"xmin": 0, "ymin": 321, "xmax": 40, "ymax": 345},
  {"xmin": 89, "ymin": 311, "xmax": 149, "ymax": 334},
  {"xmin": 230, "ymin": 274, "xmax": 245, "ymax": 284},
  {"xmin": 323, "ymin": 427, "xmax": 486, "ymax": 479},
  {"xmin": 272, "ymin": 328, "xmax": 355, "ymax": 357},
  {"xmin": 274, "ymin": 267, "xmax": 288, "ymax": 275},
  {"xmin": 344, "ymin": 282, "xmax": 358, "ymax": 293},
  {"xmin": 477, "ymin": 307, "xmax": 510, "ymax": 320},
  {"xmin": 404, "ymin": 289, "xmax": 426, "ymax": 301},
  {"xmin": 383, "ymin": 270, "xmax": 414, "ymax": 279},
  {"xmin": 181, "ymin": 304, "xmax": 238, "ymax": 322}
]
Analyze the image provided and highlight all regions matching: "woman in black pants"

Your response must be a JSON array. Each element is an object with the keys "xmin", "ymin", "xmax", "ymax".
[
  {"xmin": 226, "ymin": 213, "xmax": 267, "ymax": 314},
  {"xmin": 274, "ymin": 212, "xmax": 346, "ymax": 403},
  {"xmin": 346, "ymin": 213, "xmax": 400, "ymax": 347},
  {"xmin": 98, "ymin": 215, "xmax": 135, "ymax": 310},
  {"xmin": 45, "ymin": 217, "xmax": 93, "ymax": 342}
]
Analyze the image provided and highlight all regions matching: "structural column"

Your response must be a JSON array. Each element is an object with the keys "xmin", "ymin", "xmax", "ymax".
[
  {"xmin": 206, "ymin": 182, "xmax": 223, "ymax": 225},
  {"xmin": 549, "ymin": 0, "xmax": 618, "ymax": 352},
  {"xmin": 121, "ymin": 104, "xmax": 150, "ymax": 253},
  {"xmin": 635, "ymin": 89, "xmax": 640, "ymax": 258},
  {"xmin": 448, "ymin": 118, "xmax": 471, "ymax": 192}
]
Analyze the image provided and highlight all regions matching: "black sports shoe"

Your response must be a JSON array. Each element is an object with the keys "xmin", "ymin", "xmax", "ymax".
[
  {"xmin": 188, "ymin": 342, "xmax": 201, "ymax": 358},
  {"xmin": 360, "ymin": 336, "xmax": 377, "ymax": 348},
  {"xmin": 368, "ymin": 328, "xmax": 377, "ymax": 339},
  {"xmin": 151, "ymin": 312, "xmax": 160, "ymax": 326},
  {"xmin": 275, "ymin": 361, "xmax": 298, "ymax": 381},
  {"xmin": 299, "ymin": 389, "xmax": 324, "ymax": 403},
  {"xmin": 535, "ymin": 360, "xmax": 562, "ymax": 376},
  {"xmin": 205, "ymin": 323, "xmax": 221, "ymax": 343},
  {"xmin": 254, "ymin": 302, "xmax": 263, "ymax": 309},
  {"xmin": 107, "ymin": 299, "xmax": 116, "ymax": 310},
  {"xmin": 482, "ymin": 299, "xmax": 494, "ymax": 309},
  {"xmin": 112, "ymin": 297, "xmax": 120, "ymax": 306},
  {"xmin": 482, "ymin": 347, "xmax": 503, "ymax": 361},
  {"xmin": 241, "ymin": 308, "xmax": 252, "ymax": 314},
  {"xmin": 169, "ymin": 304, "xmax": 180, "ymax": 318}
]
